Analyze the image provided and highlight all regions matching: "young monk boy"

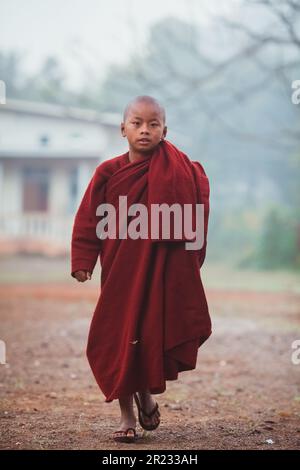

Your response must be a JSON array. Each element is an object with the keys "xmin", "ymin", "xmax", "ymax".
[{"xmin": 71, "ymin": 95, "xmax": 211, "ymax": 443}]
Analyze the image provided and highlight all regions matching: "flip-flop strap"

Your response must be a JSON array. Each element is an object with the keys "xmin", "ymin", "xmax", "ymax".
[
  {"xmin": 140, "ymin": 402, "xmax": 158, "ymax": 418},
  {"xmin": 114, "ymin": 427, "xmax": 136, "ymax": 434},
  {"xmin": 134, "ymin": 393, "xmax": 159, "ymax": 418}
]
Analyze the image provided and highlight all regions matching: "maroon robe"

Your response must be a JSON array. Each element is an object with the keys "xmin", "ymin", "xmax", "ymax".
[{"xmin": 71, "ymin": 139, "xmax": 211, "ymax": 403}]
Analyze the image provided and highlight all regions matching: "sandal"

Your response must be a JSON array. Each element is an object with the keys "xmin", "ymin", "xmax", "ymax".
[
  {"xmin": 133, "ymin": 393, "xmax": 160, "ymax": 431},
  {"xmin": 112, "ymin": 427, "xmax": 138, "ymax": 443}
]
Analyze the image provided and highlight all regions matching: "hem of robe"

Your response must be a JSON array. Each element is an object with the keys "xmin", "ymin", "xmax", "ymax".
[{"xmin": 102, "ymin": 331, "xmax": 212, "ymax": 403}]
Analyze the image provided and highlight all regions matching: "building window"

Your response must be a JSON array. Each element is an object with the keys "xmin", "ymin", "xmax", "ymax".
[
  {"xmin": 22, "ymin": 167, "xmax": 50, "ymax": 212},
  {"xmin": 39, "ymin": 134, "xmax": 50, "ymax": 147}
]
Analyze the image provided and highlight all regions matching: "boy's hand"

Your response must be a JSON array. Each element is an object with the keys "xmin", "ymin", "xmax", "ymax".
[{"xmin": 74, "ymin": 270, "xmax": 92, "ymax": 282}]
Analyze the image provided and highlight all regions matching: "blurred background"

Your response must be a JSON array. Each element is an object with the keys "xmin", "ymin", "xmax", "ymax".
[{"xmin": 0, "ymin": 0, "xmax": 299, "ymax": 450}]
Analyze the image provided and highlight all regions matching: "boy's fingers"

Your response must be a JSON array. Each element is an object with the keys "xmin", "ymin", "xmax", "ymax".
[
  {"xmin": 74, "ymin": 270, "xmax": 91, "ymax": 282},
  {"xmin": 75, "ymin": 271, "xmax": 85, "ymax": 282}
]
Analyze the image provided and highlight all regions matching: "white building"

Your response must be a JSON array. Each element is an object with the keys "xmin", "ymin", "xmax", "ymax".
[{"xmin": 0, "ymin": 99, "xmax": 125, "ymax": 255}]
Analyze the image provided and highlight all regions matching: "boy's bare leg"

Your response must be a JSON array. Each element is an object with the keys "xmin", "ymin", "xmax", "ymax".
[
  {"xmin": 137, "ymin": 389, "xmax": 160, "ymax": 427},
  {"xmin": 113, "ymin": 394, "xmax": 137, "ymax": 437}
]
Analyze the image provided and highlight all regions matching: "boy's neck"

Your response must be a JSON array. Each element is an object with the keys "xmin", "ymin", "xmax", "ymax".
[{"xmin": 128, "ymin": 147, "xmax": 155, "ymax": 163}]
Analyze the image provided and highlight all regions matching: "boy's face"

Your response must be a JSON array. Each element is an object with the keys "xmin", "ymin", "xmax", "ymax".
[{"xmin": 121, "ymin": 102, "xmax": 167, "ymax": 153}]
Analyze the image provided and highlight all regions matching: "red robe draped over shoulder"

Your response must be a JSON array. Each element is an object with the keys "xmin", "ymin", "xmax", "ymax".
[{"xmin": 71, "ymin": 139, "xmax": 212, "ymax": 403}]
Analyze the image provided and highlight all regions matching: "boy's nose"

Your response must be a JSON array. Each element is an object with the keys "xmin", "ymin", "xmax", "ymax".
[{"xmin": 140, "ymin": 124, "xmax": 150, "ymax": 133}]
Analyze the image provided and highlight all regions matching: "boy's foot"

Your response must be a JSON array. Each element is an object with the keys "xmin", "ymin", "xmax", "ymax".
[
  {"xmin": 134, "ymin": 391, "xmax": 160, "ymax": 430},
  {"xmin": 112, "ymin": 417, "xmax": 137, "ymax": 442},
  {"xmin": 112, "ymin": 427, "xmax": 138, "ymax": 443}
]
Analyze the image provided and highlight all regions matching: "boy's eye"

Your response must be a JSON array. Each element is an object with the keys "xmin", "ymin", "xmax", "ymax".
[{"xmin": 131, "ymin": 121, "xmax": 158, "ymax": 126}]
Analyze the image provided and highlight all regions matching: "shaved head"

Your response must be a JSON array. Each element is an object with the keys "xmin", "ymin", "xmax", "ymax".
[{"xmin": 123, "ymin": 95, "xmax": 166, "ymax": 124}]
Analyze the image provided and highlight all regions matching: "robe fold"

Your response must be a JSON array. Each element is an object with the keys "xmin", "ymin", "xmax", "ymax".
[{"xmin": 71, "ymin": 139, "xmax": 211, "ymax": 403}]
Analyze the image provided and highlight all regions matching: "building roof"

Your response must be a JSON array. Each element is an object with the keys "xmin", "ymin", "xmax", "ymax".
[{"xmin": 1, "ymin": 98, "xmax": 121, "ymax": 126}]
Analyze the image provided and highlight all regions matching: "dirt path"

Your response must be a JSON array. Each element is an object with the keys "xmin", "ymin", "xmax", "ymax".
[{"xmin": 0, "ymin": 282, "xmax": 300, "ymax": 450}]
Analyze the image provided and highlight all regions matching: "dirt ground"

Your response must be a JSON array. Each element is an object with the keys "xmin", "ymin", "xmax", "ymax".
[{"xmin": 0, "ymin": 256, "xmax": 300, "ymax": 450}]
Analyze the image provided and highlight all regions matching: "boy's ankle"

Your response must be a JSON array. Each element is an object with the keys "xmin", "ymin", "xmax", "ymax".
[{"xmin": 120, "ymin": 412, "xmax": 136, "ymax": 422}]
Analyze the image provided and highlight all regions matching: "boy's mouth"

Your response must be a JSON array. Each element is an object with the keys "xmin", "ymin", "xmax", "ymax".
[{"xmin": 137, "ymin": 138, "xmax": 151, "ymax": 144}]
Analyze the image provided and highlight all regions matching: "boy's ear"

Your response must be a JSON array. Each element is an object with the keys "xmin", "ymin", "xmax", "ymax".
[{"xmin": 120, "ymin": 123, "xmax": 126, "ymax": 136}]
